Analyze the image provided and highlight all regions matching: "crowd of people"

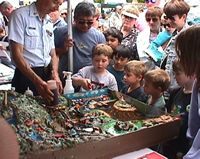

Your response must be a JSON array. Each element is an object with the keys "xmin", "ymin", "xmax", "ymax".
[{"xmin": 1, "ymin": 0, "xmax": 200, "ymax": 158}]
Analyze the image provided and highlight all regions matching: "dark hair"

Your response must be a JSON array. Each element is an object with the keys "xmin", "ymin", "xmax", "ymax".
[
  {"xmin": 172, "ymin": 59, "xmax": 184, "ymax": 73},
  {"xmin": 114, "ymin": 45, "xmax": 132, "ymax": 59},
  {"xmin": 175, "ymin": 25, "xmax": 200, "ymax": 88},
  {"xmin": 103, "ymin": 27, "xmax": 123, "ymax": 43},
  {"xmin": 74, "ymin": 2, "xmax": 95, "ymax": 19},
  {"xmin": 163, "ymin": 0, "xmax": 190, "ymax": 18}
]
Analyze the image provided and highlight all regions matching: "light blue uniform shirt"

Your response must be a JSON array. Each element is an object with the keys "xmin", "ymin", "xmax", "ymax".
[{"xmin": 8, "ymin": 2, "xmax": 54, "ymax": 67}]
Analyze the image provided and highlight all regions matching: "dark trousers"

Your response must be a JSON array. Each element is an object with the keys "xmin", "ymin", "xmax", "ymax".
[{"xmin": 12, "ymin": 65, "xmax": 52, "ymax": 96}]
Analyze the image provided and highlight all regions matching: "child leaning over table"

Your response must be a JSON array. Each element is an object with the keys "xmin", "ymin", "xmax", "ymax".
[
  {"xmin": 144, "ymin": 69, "xmax": 170, "ymax": 117},
  {"xmin": 121, "ymin": 60, "xmax": 148, "ymax": 103},
  {"xmin": 72, "ymin": 44, "xmax": 118, "ymax": 92}
]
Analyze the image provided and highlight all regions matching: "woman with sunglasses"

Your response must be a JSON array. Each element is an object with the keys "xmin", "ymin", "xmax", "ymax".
[
  {"xmin": 136, "ymin": 0, "xmax": 165, "ymax": 32},
  {"xmin": 136, "ymin": 6, "xmax": 163, "ymax": 69},
  {"xmin": 144, "ymin": 14, "xmax": 176, "ymax": 66}
]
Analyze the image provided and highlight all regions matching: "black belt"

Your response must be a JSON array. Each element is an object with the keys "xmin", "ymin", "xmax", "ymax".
[{"xmin": 31, "ymin": 63, "xmax": 52, "ymax": 75}]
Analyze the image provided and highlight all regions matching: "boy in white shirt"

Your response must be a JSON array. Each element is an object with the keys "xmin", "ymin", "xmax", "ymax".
[{"xmin": 72, "ymin": 44, "xmax": 118, "ymax": 92}]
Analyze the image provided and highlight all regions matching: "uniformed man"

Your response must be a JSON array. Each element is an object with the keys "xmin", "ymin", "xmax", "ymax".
[{"xmin": 8, "ymin": 0, "xmax": 63, "ymax": 102}]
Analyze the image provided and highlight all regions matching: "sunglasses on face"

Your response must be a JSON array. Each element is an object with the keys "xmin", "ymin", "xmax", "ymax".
[
  {"xmin": 146, "ymin": 17, "xmax": 159, "ymax": 22},
  {"xmin": 77, "ymin": 20, "xmax": 94, "ymax": 26},
  {"xmin": 145, "ymin": 0, "xmax": 156, "ymax": 3},
  {"xmin": 164, "ymin": 15, "xmax": 175, "ymax": 21}
]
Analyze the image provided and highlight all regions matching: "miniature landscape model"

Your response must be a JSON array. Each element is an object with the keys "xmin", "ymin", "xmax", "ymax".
[{"xmin": 0, "ymin": 89, "xmax": 179, "ymax": 158}]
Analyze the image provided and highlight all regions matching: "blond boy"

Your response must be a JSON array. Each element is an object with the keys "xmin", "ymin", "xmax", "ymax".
[
  {"xmin": 72, "ymin": 44, "xmax": 118, "ymax": 92},
  {"xmin": 121, "ymin": 60, "xmax": 148, "ymax": 103},
  {"xmin": 144, "ymin": 68, "xmax": 170, "ymax": 117}
]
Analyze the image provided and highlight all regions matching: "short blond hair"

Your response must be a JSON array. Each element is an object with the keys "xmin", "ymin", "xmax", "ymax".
[
  {"xmin": 124, "ymin": 60, "xmax": 147, "ymax": 77},
  {"xmin": 144, "ymin": 69, "xmax": 170, "ymax": 91},
  {"xmin": 92, "ymin": 43, "xmax": 113, "ymax": 59}
]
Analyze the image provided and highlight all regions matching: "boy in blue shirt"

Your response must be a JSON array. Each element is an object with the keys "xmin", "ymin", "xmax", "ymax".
[
  {"xmin": 107, "ymin": 45, "xmax": 132, "ymax": 91},
  {"xmin": 121, "ymin": 60, "xmax": 148, "ymax": 103},
  {"xmin": 144, "ymin": 69, "xmax": 170, "ymax": 117}
]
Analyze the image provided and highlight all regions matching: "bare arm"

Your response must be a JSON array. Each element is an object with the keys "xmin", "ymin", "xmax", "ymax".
[
  {"xmin": 72, "ymin": 77, "xmax": 91, "ymax": 91},
  {"xmin": 10, "ymin": 40, "xmax": 53, "ymax": 102},
  {"xmin": 50, "ymin": 48, "xmax": 63, "ymax": 93}
]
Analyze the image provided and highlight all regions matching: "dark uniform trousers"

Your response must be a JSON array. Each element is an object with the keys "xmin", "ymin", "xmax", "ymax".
[{"xmin": 12, "ymin": 64, "xmax": 52, "ymax": 96}]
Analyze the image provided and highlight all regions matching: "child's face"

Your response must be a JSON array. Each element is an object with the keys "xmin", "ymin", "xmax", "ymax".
[
  {"xmin": 164, "ymin": 14, "xmax": 186, "ymax": 31},
  {"xmin": 106, "ymin": 35, "xmax": 120, "ymax": 49},
  {"xmin": 123, "ymin": 71, "xmax": 141, "ymax": 86},
  {"xmin": 144, "ymin": 81, "xmax": 160, "ymax": 96},
  {"xmin": 92, "ymin": 54, "xmax": 110, "ymax": 73},
  {"xmin": 114, "ymin": 56, "xmax": 129, "ymax": 70},
  {"xmin": 174, "ymin": 71, "xmax": 194, "ymax": 87}
]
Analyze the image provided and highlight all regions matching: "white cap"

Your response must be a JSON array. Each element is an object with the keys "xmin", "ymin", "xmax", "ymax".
[
  {"xmin": 60, "ymin": 9, "xmax": 67, "ymax": 14},
  {"xmin": 122, "ymin": 10, "xmax": 138, "ymax": 19},
  {"xmin": 116, "ymin": 5, "xmax": 122, "ymax": 10}
]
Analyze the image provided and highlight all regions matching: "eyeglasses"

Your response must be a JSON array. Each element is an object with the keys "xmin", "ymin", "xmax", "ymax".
[
  {"xmin": 145, "ymin": 0, "xmax": 157, "ymax": 3},
  {"xmin": 77, "ymin": 20, "xmax": 94, "ymax": 26},
  {"xmin": 146, "ymin": 17, "xmax": 159, "ymax": 22},
  {"xmin": 164, "ymin": 15, "xmax": 175, "ymax": 21}
]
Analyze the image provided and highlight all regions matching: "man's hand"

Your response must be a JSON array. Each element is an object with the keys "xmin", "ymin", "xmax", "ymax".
[
  {"xmin": 35, "ymin": 79, "xmax": 54, "ymax": 103},
  {"xmin": 64, "ymin": 37, "xmax": 74, "ymax": 51},
  {"xmin": 53, "ymin": 74, "xmax": 63, "ymax": 94}
]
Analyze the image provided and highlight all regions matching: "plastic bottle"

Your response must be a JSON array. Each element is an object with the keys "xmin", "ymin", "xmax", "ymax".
[
  {"xmin": 47, "ymin": 80, "xmax": 59, "ymax": 106},
  {"xmin": 25, "ymin": 87, "xmax": 33, "ymax": 96},
  {"xmin": 63, "ymin": 71, "xmax": 74, "ymax": 94}
]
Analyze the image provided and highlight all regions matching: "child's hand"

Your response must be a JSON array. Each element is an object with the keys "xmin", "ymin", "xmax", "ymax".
[{"xmin": 80, "ymin": 79, "xmax": 92, "ymax": 91}]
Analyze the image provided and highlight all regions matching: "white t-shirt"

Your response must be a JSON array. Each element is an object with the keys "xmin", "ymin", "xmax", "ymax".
[{"xmin": 72, "ymin": 65, "xmax": 118, "ymax": 91}]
